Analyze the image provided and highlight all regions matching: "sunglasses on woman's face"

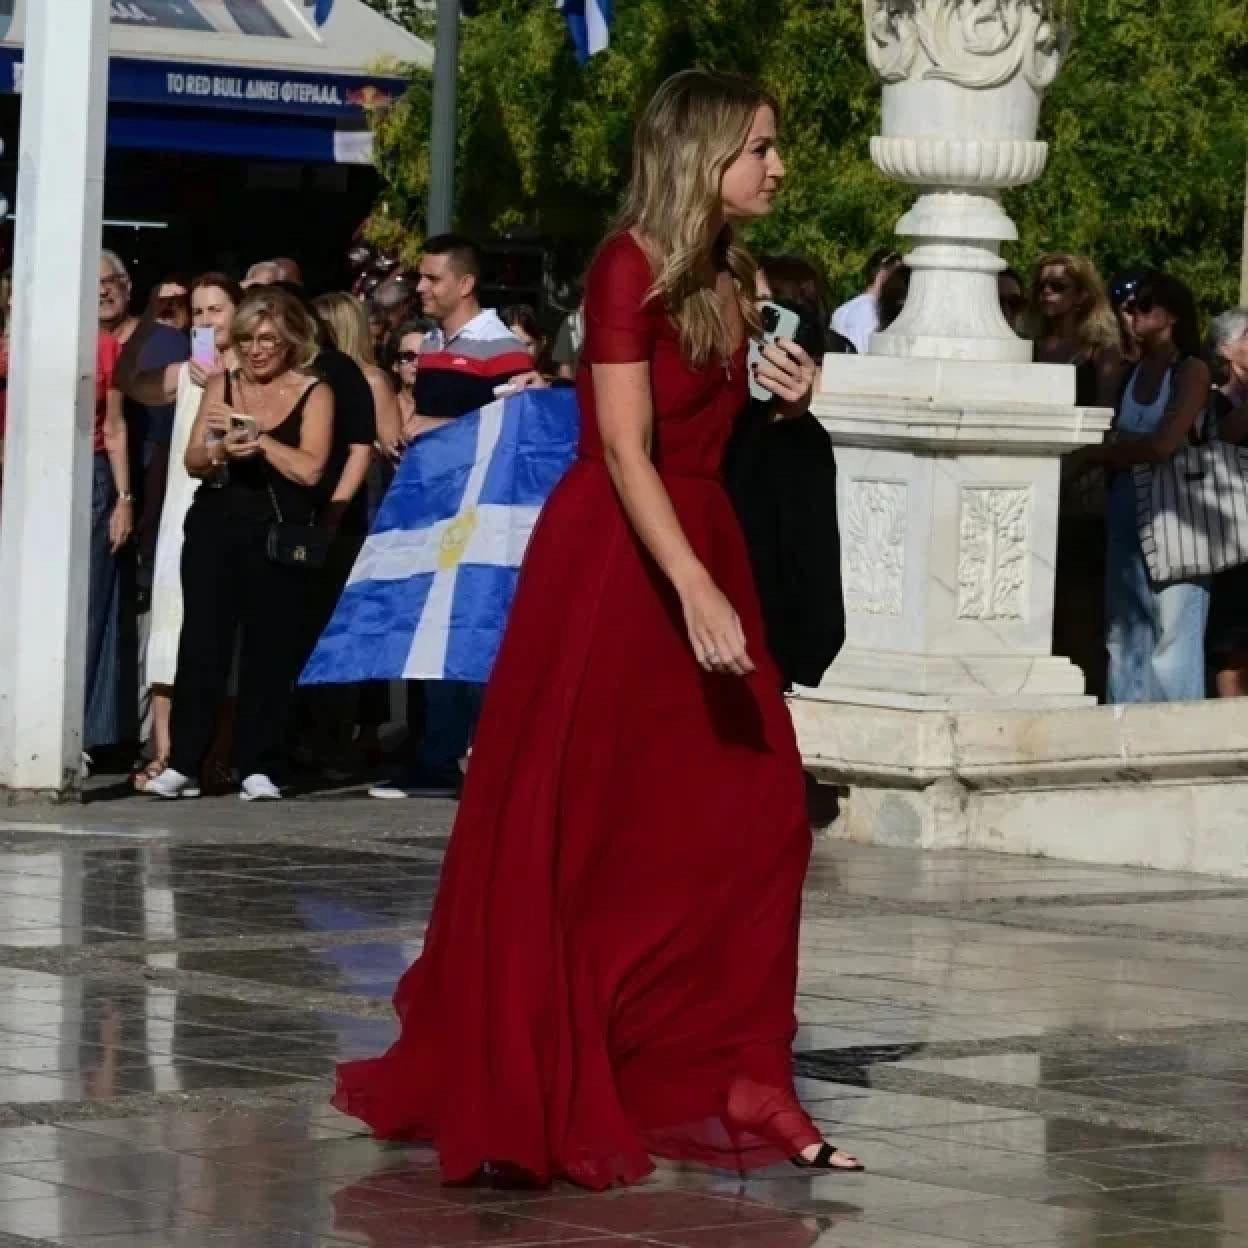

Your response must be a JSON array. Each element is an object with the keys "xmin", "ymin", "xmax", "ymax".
[
  {"xmin": 1122, "ymin": 295, "xmax": 1156, "ymax": 317},
  {"xmin": 396, "ymin": 350, "xmax": 420, "ymax": 365},
  {"xmin": 1038, "ymin": 277, "xmax": 1073, "ymax": 295}
]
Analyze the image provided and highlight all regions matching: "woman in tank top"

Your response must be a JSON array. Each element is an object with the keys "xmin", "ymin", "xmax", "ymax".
[
  {"xmin": 1071, "ymin": 272, "xmax": 1212, "ymax": 704},
  {"xmin": 145, "ymin": 288, "xmax": 334, "ymax": 801},
  {"xmin": 1025, "ymin": 253, "xmax": 1124, "ymax": 406}
]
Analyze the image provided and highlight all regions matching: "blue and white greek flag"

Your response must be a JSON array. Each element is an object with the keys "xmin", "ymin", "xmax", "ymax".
[
  {"xmin": 555, "ymin": 0, "xmax": 612, "ymax": 63},
  {"xmin": 301, "ymin": 389, "xmax": 579, "ymax": 687}
]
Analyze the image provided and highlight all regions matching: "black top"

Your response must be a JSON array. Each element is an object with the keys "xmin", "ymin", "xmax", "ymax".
[
  {"xmin": 724, "ymin": 402, "xmax": 846, "ymax": 690},
  {"xmin": 1074, "ymin": 358, "xmax": 1100, "ymax": 409},
  {"xmin": 219, "ymin": 372, "xmax": 324, "ymax": 526},
  {"xmin": 314, "ymin": 347, "xmax": 376, "ymax": 537}
]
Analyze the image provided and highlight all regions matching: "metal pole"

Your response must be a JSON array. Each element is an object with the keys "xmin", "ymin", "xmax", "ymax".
[
  {"xmin": 427, "ymin": 0, "xmax": 460, "ymax": 235},
  {"xmin": 1241, "ymin": 154, "xmax": 1248, "ymax": 307},
  {"xmin": 0, "ymin": 0, "xmax": 110, "ymax": 795}
]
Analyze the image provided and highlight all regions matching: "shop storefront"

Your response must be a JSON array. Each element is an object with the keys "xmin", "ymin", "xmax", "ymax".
[{"xmin": 0, "ymin": 0, "xmax": 430, "ymax": 291}]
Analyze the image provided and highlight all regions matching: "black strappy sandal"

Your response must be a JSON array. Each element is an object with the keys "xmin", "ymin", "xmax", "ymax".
[{"xmin": 790, "ymin": 1142, "xmax": 864, "ymax": 1173}]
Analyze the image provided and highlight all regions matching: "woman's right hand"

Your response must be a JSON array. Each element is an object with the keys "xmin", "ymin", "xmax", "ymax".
[
  {"xmin": 679, "ymin": 571, "xmax": 754, "ymax": 676},
  {"xmin": 201, "ymin": 399, "xmax": 233, "ymax": 438},
  {"xmin": 222, "ymin": 428, "xmax": 261, "ymax": 460}
]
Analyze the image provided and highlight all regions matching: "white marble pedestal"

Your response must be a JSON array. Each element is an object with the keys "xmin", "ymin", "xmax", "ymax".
[
  {"xmin": 807, "ymin": 356, "xmax": 1112, "ymax": 712},
  {"xmin": 795, "ymin": 697, "xmax": 1248, "ymax": 879},
  {"xmin": 786, "ymin": 2, "xmax": 1248, "ymax": 877},
  {"xmin": 791, "ymin": 357, "xmax": 1114, "ymax": 853}
]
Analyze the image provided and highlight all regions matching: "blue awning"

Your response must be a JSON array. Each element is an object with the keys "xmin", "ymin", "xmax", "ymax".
[
  {"xmin": 0, "ymin": 0, "xmax": 430, "ymax": 165},
  {"xmin": 108, "ymin": 103, "xmax": 371, "ymax": 164}
]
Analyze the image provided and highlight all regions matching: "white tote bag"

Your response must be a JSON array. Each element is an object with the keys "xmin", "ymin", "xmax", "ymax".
[{"xmin": 1135, "ymin": 424, "xmax": 1248, "ymax": 586}]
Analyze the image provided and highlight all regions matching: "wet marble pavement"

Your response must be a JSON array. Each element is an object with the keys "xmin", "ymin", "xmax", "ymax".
[{"xmin": 0, "ymin": 797, "xmax": 1246, "ymax": 1245}]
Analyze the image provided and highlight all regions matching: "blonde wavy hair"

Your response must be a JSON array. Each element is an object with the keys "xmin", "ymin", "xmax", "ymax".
[
  {"xmin": 615, "ymin": 70, "xmax": 775, "ymax": 368},
  {"xmin": 231, "ymin": 287, "xmax": 321, "ymax": 374},
  {"xmin": 1024, "ymin": 252, "xmax": 1120, "ymax": 360},
  {"xmin": 314, "ymin": 291, "xmax": 377, "ymax": 369}
]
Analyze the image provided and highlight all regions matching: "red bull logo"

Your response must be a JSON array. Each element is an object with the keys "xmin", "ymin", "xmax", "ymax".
[{"xmin": 346, "ymin": 84, "xmax": 395, "ymax": 111}]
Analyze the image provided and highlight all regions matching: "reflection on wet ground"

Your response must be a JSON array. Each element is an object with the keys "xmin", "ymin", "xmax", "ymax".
[{"xmin": 0, "ymin": 798, "xmax": 1246, "ymax": 1245}]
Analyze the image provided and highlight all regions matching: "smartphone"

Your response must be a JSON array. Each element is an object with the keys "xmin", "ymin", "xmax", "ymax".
[
  {"xmin": 230, "ymin": 413, "xmax": 258, "ymax": 440},
  {"xmin": 191, "ymin": 326, "xmax": 217, "ymax": 369},
  {"xmin": 748, "ymin": 300, "xmax": 803, "ymax": 403}
]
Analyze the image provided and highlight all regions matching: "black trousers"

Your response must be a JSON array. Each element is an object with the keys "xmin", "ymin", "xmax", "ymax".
[
  {"xmin": 291, "ymin": 531, "xmax": 365, "ymax": 757},
  {"xmin": 170, "ymin": 494, "xmax": 314, "ymax": 780}
]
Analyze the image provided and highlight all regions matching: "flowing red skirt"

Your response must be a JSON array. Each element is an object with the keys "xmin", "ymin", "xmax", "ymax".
[{"xmin": 334, "ymin": 459, "xmax": 820, "ymax": 1189}]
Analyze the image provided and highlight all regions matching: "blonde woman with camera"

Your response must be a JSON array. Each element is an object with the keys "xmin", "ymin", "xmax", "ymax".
[{"xmin": 146, "ymin": 288, "xmax": 333, "ymax": 801}]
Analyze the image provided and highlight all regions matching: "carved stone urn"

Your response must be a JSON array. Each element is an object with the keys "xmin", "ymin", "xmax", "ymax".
[
  {"xmin": 866, "ymin": 0, "xmax": 1065, "ymax": 363},
  {"xmin": 799, "ymin": 0, "xmax": 1111, "ymax": 723}
]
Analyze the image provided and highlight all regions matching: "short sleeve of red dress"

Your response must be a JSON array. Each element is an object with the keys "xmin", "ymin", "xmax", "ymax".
[{"xmin": 582, "ymin": 235, "xmax": 658, "ymax": 365}]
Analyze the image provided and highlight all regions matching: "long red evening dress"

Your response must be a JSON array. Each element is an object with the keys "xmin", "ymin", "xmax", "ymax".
[{"xmin": 333, "ymin": 232, "xmax": 822, "ymax": 1190}]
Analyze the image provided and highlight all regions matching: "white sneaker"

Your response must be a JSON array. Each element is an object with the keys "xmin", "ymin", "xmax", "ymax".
[
  {"xmin": 240, "ymin": 773, "xmax": 282, "ymax": 802},
  {"xmin": 145, "ymin": 768, "xmax": 200, "ymax": 800}
]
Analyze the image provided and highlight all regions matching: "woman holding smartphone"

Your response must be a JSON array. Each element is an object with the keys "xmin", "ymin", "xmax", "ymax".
[
  {"xmin": 118, "ymin": 274, "xmax": 243, "ymax": 788},
  {"xmin": 335, "ymin": 71, "xmax": 860, "ymax": 1187},
  {"xmin": 145, "ymin": 287, "xmax": 333, "ymax": 801}
]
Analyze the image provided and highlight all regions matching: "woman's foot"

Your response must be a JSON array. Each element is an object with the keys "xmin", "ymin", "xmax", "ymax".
[
  {"xmin": 792, "ymin": 1141, "xmax": 864, "ymax": 1172},
  {"xmin": 144, "ymin": 768, "xmax": 201, "ymax": 800},
  {"xmin": 240, "ymin": 773, "xmax": 282, "ymax": 802},
  {"xmin": 724, "ymin": 1077, "xmax": 864, "ymax": 1172},
  {"xmin": 131, "ymin": 758, "xmax": 167, "ymax": 793}
]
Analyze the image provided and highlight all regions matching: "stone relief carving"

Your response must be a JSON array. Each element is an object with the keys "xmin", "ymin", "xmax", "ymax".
[
  {"xmin": 842, "ymin": 480, "xmax": 907, "ymax": 617},
  {"xmin": 957, "ymin": 486, "xmax": 1029, "ymax": 620},
  {"xmin": 863, "ymin": 0, "xmax": 1065, "ymax": 91}
]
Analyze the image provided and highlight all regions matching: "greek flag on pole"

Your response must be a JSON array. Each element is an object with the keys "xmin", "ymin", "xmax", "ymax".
[
  {"xmin": 555, "ymin": 0, "xmax": 612, "ymax": 63},
  {"xmin": 301, "ymin": 389, "xmax": 579, "ymax": 687}
]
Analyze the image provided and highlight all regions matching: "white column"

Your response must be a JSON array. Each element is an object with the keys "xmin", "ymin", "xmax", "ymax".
[
  {"xmin": 800, "ymin": 0, "xmax": 1107, "ymax": 712},
  {"xmin": 0, "ymin": 0, "xmax": 111, "ymax": 795}
]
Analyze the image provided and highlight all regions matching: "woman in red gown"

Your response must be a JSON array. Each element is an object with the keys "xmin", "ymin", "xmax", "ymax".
[{"xmin": 334, "ymin": 69, "xmax": 863, "ymax": 1189}]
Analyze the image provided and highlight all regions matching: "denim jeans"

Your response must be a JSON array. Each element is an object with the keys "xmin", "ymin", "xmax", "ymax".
[
  {"xmin": 410, "ymin": 680, "xmax": 484, "ymax": 773},
  {"xmin": 84, "ymin": 454, "xmax": 122, "ymax": 749},
  {"xmin": 1105, "ymin": 476, "xmax": 1210, "ymax": 704}
]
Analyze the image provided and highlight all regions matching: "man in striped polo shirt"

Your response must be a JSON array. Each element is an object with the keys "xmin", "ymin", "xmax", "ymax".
[{"xmin": 370, "ymin": 234, "xmax": 535, "ymax": 801}]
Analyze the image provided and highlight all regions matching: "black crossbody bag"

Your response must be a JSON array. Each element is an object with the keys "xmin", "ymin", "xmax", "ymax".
[{"xmin": 265, "ymin": 480, "xmax": 330, "ymax": 569}]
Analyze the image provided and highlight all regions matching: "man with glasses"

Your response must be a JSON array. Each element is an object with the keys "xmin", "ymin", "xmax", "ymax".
[
  {"xmin": 99, "ymin": 252, "xmax": 139, "ymax": 344},
  {"xmin": 97, "ymin": 252, "xmax": 190, "ymax": 768},
  {"xmin": 830, "ymin": 246, "xmax": 903, "ymax": 356}
]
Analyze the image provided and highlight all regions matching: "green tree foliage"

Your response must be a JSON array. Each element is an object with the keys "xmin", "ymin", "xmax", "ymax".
[
  {"xmin": 362, "ymin": 0, "xmax": 434, "ymax": 36},
  {"xmin": 1014, "ymin": 0, "xmax": 1248, "ymax": 309},
  {"xmin": 362, "ymin": 0, "xmax": 1248, "ymax": 308}
]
